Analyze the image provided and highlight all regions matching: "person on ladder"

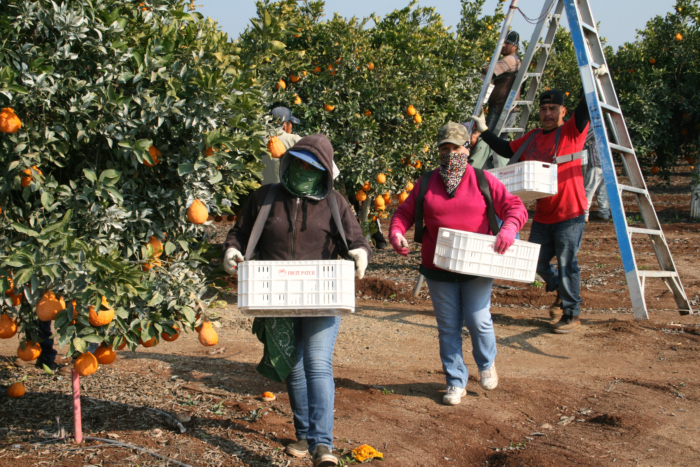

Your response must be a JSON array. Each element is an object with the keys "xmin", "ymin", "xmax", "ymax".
[
  {"xmin": 484, "ymin": 31, "xmax": 521, "ymax": 131},
  {"xmin": 583, "ymin": 126, "xmax": 611, "ymax": 222},
  {"xmin": 471, "ymin": 76, "xmax": 606, "ymax": 334}
]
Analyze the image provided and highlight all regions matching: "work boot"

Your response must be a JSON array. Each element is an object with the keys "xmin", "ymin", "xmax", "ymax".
[
  {"xmin": 480, "ymin": 364, "xmax": 498, "ymax": 391},
  {"xmin": 13, "ymin": 357, "xmax": 37, "ymax": 368},
  {"xmin": 442, "ymin": 385, "xmax": 467, "ymax": 405},
  {"xmin": 312, "ymin": 445, "xmax": 338, "ymax": 467},
  {"xmin": 549, "ymin": 292, "xmax": 563, "ymax": 320},
  {"xmin": 552, "ymin": 315, "xmax": 581, "ymax": 334},
  {"xmin": 285, "ymin": 439, "xmax": 309, "ymax": 458},
  {"xmin": 58, "ymin": 365, "xmax": 73, "ymax": 377}
]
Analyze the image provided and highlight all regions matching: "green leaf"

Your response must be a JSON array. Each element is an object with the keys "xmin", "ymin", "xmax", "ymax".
[
  {"xmin": 165, "ymin": 241, "xmax": 177, "ymax": 256},
  {"xmin": 7, "ymin": 84, "xmax": 29, "ymax": 94},
  {"xmin": 83, "ymin": 168, "xmax": 97, "ymax": 183},
  {"xmin": 98, "ymin": 169, "xmax": 121, "ymax": 185},
  {"xmin": 147, "ymin": 291, "xmax": 163, "ymax": 307},
  {"xmin": 12, "ymin": 223, "xmax": 39, "ymax": 237},
  {"xmin": 178, "ymin": 163, "xmax": 195, "ymax": 176},
  {"xmin": 73, "ymin": 337, "xmax": 87, "ymax": 354}
]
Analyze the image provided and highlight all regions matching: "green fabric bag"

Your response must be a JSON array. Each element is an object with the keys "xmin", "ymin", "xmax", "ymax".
[{"xmin": 252, "ymin": 317, "xmax": 297, "ymax": 382}]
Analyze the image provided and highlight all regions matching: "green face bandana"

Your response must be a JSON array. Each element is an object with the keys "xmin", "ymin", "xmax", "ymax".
[{"xmin": 283, "ymin": 158, "xmax": 325, "ymax": 197}]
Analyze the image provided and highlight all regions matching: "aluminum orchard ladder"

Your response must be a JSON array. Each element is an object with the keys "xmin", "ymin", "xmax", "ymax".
[{"xmin": 475, "ymin": 0, "xmax": 693, "ymax": 319}]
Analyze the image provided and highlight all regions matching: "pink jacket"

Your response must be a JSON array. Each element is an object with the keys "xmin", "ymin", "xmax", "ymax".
[{"xmin": 389, "ymin": 166, "xmax": 528, "ymax": 272}]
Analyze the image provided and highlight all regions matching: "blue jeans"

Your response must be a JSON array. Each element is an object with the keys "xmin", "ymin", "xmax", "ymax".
[
  {"xmin": 285, "ymin": 316, "xmax": 341, "ymax": 454},
  {"xmin": 37, "ymin": 320, "xmax": 56, "ymax": 366},
  {"xmin": 425, "ymin": 277, "xmax": 497, "ymax": 389},
  {"xmin": 528, "ymin": 215, "xmax": 586, "ymax": 316}
]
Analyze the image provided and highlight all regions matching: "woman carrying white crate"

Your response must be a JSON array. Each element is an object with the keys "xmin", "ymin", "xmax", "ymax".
[
  {"xmin": 389, "ymin": 122, "xmax": 528, "ymax": 406},
  {"xmin": 223, "ymin": 135, "xmax": 371, "ymax": 466}
]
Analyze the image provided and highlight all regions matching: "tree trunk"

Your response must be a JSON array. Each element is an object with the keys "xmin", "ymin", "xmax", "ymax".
[
  {"xmin": 691, "ymin": 165, "xmax": 700, "ymax": 220},
  {"xmin": 361, "ymin": 198, "xmax": 372, "ymax": 242}
]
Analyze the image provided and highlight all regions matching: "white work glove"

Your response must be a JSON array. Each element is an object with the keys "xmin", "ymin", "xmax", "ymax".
[
  {"xmin": 223, "ymin": 248, "xmax": 244, "ymax": 275},
  {"xmin": 594, "ymin": 64, "xmax": 608, "ymax": 76},
  {"xmin": 348, "ymin": 248, "xmax": 368, "ymax": 280},
  {"xmin": 471, "ymin": 113, "xmax": 488, "ymax": 133}
]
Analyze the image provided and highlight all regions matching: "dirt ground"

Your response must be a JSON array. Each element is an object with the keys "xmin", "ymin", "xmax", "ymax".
[{"xmin": 1, "ymin": 170, "xmax": 699, "ymax": 466}]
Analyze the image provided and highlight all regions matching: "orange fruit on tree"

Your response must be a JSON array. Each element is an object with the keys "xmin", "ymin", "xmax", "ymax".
[
  {"xmin": 675, "ymin": 33, "xmax": 683, "ymax": 41},
  {"xmin": 327, "ymin": 64, "xmax": 333, "ymax": 71},
  {"xmin": 17, "ymin": 341, "xmax": 41, "ymax": 361},
  {"xmin": 398, "ymin": 191, "xmax": 409, "ymax": 205},
  {"xmin": 406, "ymin": 181, "xmax": 414, "ymax": 192},
  {"xmin": 144, "ymin": 145, "xmax": 161, "ymax": 167},
  {"xmin": 314, "ymin": 66, "xmax": 322, "ymax": 73},
  {"xmin": 362, "ymin": 182, "xmax": 371, "ymax": 192},
  {"xmin": 374, "ymin": 196, "xmax": 385, "ymax": 208},
  {"xmin": 275, "ymin": 79, "xmax": 286, "ymax": 91},
  {"xmin": 355, "ymin": 190, "xmax": 367, "ymax": 202},
  {"xmin": 142, "ymin": 259, "xmax": 161, "ymax": 271},
  {"xmin": 204, "ymin": 146, "xmax": 215, "ymax": 157},
  {"xmin": 412, "ymin": 160, "xmax": 422, "ymax": 169},
  {"xmin": 406, "ymin": 105, "xmax": 417, "ymax": 116},
  {"xmin": 413, "ymin": 114, "xmax": 422, "ymax": 124},
  {"xmin": 187, "ymin": 199, "xmax": 208, "ymax": 224},
  {"xmin": 7, "ymin": 287, "xmax": 23, "ymax": 306},
  {"xmin": 294, "ymin": 95, "xmax": 302, "ymax": 105},
  {"xmin": 162, "ymin": 325, "xmax": 180, "ymax": 342},
  {"xmin": 74, "ymin": 351, "xmax": 98, "ymax": 376},
  {"xmin": 364, "ymin": 109, "xmax": 372, "ymax": 117},
  {"xmin": 7, "ymin": 382, "xmax": 25, "ymax": 398},
  {"xmin": 194, "ymin": 313, "xmax": 203, "ymax": 332},
  {"xmin": 88, "ymin": 296, "xmax": 114, "ymax": 327},
  {"xmin": 21, "ymin": 166, "xmax": 42, "ymax": 188},
  {"xmin": 330, "ymin": 70, "xmax": 336, "ymax": 76},
  {"xmin": 367, "ymin": 62, "xmax": 375, "ymax": 70},
  {"xmin": 324, "ymin": 104, "xmax": 335, "ymax": 111},
  {"xmin": 69, "ymin": 300, "xmax": 78, "ymax": 324},
  {"xmin": 424, "ymin": 145, "xmax": 430, "ymax": 153},
  {"xmin": 36, "ymin": 291, "xmax": 66, "ymax": 321},
  {"xmin": 147, "ymin": 236, "xmax": 163, "ymax": 257},
  {"xmin": 116, "ymin": 339, "xmax": 127, "ymax": 351},
  {"xmin": 376, "ymin": 173, "xmax": 386, "ymax": 184},
  {"xmin": 649, "ymin": 58, "xmax": 657, "ymax": 64},
  {"xmin": 565, "ymin": 92, "xmax": 570, "ymax": 97},
  {"xmin": 290, "ymin": 74, "xmax": 300, "ymax": 83},
  {"xmin": 198, "ymin": 322, "xmax": 219, "ymax": 346},
  {"xmin": 268, "ymin": 136, "xmax": 286, "ymax": 159},
  {"xmin": 0, "ymin": 108, "xmax": 22, "ymax": 133},
  {"xmin": 94, "ymin": 345, "xmax": 117, "ymax": 365},
  {"xmin": 0, "ymin": 313, "xmax": 18, "ymax": 338},
  {"xmin": 139, "ymin": 335, "xmax": 157, "ymax": 347},
  {"xmin": 651, "ymin": 166, "xmax": 659, "ymax": 174},
  {"xmin": 382, "ymin": 192, "xmax": 391, "ymax": 204}
]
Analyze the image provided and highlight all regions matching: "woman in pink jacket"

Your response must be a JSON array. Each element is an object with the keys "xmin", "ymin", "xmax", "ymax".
[{"xmin": 390, "ymin": 122, "xmax": 528, "ymax": 405}]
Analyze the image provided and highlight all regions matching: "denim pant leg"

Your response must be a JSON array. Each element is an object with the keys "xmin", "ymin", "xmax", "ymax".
[
  {"xmin": 426, "ymin": 279, "xmax": 469, "ymax": 388},
  {"xmin": 36, "ymin": 320, "xmax": 56, "ymax": 366},
  {"xmin": 553, "ymin": 216, "xmax": 586, "ymax": 316},
  {"xmin": 459, "ymin": 278, "xmax": 497, "ymax": 372},
  {"xmin": 284, "ymin": 316, "xmax": 340, "ymax": 454},
  {"xmin": 528, "ymin": 221, "xmax": 559, "ymax": 293}
]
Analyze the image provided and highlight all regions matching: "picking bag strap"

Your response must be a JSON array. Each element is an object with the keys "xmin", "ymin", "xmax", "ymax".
[
  {"xmin": 414, "ymin": 170, "xmax": 436, "ymax": 244},
  {"xmin": 474, "ymin": 168, "xmax": 500, "ymax": 236},
  {"xmin": 326, "ymin": 192, "xmax": 350, "ymax": 256},
  {"xmin": 507, "ymin": 129, "xmax": 541, "ymax": 165},
  {"xmin": 244, "ymin": 184, "xmax": 281, "ymax": 260},
  {"xmin": 552, "ymin": 126, "xmax": 562, "ymax": 160}
]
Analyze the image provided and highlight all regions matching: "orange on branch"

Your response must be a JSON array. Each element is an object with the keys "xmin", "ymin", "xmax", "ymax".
[
  {"xmin": 376, "ymin": 173, "xmax": 386, "ymax": 184},
  {"xmin": 94, "ymin": 345, "xmax": 117, "ymax": 365},
  {"xmin": 0, "ymin": 108, "xmax": 21, "ymax": 133},
  {"xmin": 36, "ymin": 291, "xmax": 66, "ymax": 321},
  {"xmin": 88, "ymin": 296, "xmax": 114, "ymax": 327},
  {"xmin": 187, "ymin": 200, "xmax": 208, "ymax": 224},
  {"xmin": 17, "ymin": 341, "xmax": 41, "ymax": 361},
  {"xmin": 0, "ymin": 313, "xmax": 18, "ymax": 338},
  {"xmin": 74, "ymin": 352, "xmax": 98, "ymax": 376}
]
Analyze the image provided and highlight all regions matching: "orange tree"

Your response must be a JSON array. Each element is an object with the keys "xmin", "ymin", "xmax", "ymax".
[
  {"xmin": 0, "ymin": 0, "xmax": 282, "ymax": 363},
  {"xmin": 241, "ymin": 0, "xmax": 505, "ymax": 226}
]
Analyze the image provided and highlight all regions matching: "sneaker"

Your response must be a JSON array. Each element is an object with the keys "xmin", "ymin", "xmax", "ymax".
[
  {"xmin": 589, "ymin": 212, "xmax": 610, "ymax": 221},
  {"xmin": 285, "ymin": 439, "xmax": 309, "ymax": 458},
  {"xmin": 552, "ymin": 315, "xmax": 581, "ymax": 334},
  {"xmin": 442, "ymin": 385, "xmax": 467, "ymax": 405},
  {"xmin": 480, "ymin": 364, "xmax": 498, "ymax": 390},
  {"xmin": 549, "ymin": 292, "xmax": 563, "ymax": 320},
  {"xmin": 374, "ymin": 241, "xmax": 387, "ymax": 250},
  {"xmin": 312, "ymin": 445, "xmax": 338, "ymax": 467},
  {"xmin": 13, "ymin": 357, "xmax": 36, "ymax": 368}
]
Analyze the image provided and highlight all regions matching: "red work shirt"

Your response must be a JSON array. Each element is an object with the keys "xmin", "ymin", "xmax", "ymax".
[{"xmin": 510, "ymin": 116, "xmax": 589, "ymax": 224}]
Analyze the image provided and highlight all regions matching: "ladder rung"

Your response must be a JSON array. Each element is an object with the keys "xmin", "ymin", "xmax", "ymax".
[
  {"xmin": 600, "ymin": 103, "xmax": 622, "ymax": 115},
  {"xmin": 637, "ymin": 270, "xmax": 679, "ymax": 278},
  {"xmin": 502, "ymin": 128, "xmax": 525, "ymax": 133},
  {"xmin": 619, "ymin": 184, "xmax": 648, "ymax": 195},
  {"xmin": 628, "ymin": 227, "xmax": 662, "ymax": 236},
  {"xmin": 513, "ymin": 100, "xmax": 533, "ymax": 107},
  {"xmin": 524, "ymin": 73, "xmax": 541, "ymax": 78},
  {"xmin": 581, "ymin": 22, "xmax": 597, "ymax": 33},
  {"xmin": 609, "ymin": 143, "xmax": 635, "ymax": 155}
]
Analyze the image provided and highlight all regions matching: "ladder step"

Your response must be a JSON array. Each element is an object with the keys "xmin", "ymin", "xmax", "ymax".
[
  {"xmin": 581, "ymin": 22, "xmax": 597, "ymax": 33},
  {"xmin": 502, "ymin": 128, "xmax": 525, "ymax": 133},
  {"xmin": 524, "ymin": 73, "xmax": 542, "ymax": 78},
  {"xmin": 513, "ymin": 100, "xmax": 533, "ymax": 107},
  {"xmin": 600, "ymin": 102, "xmax": 622, "ymax": 115},
  {"xmin": 637, "ymin": 270, "xmax": 679, "ymax": 278},
  {"xmin": 619, "ymin": 184, "xmax": 648, "ymax": 195},
  {"xmin": 628, "ymin": 227, "xmax": 663, "ymax": 236},
  {"xmin": 609, "ymin": 143, "xmax": 635, "ymax": 155}
]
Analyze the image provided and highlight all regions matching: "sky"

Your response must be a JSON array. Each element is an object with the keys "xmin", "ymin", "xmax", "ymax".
[{"xmin": 194, "ymin": 0, "xmax": 678, "ymax": 50}]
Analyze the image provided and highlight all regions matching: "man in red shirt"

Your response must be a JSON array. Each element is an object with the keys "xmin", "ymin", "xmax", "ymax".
[{"xmin": 472, "ymin": 87, "xmax": 599, "ymax": 334}]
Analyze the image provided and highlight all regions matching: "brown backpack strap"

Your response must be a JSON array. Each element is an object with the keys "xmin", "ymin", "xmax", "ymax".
[
  {"xmin": 474, "ymin": 168, "xmax": 500, "ymax": 235},
  {"xmin": 244, "ymin": 184, "xmax": 281, "ymax": 261},
  {"xmin": 413, "ymin": 170, "xmax": 436, "ymax": 244}
]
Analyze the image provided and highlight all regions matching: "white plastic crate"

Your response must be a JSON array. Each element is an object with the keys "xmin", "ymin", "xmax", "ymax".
[
  {"xmin": 433, "ymin": 228, "xmax": 541, "ymax": 283},
  {"xmin": 487, "ymin": 160, "xmax": 558, "ymax": 202},
  {"xmin": 237, "ymin": 260, "xmax": 355, "ymax": 317}
]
